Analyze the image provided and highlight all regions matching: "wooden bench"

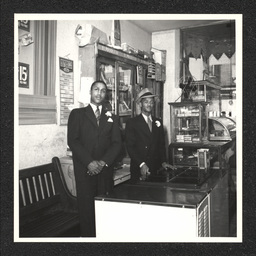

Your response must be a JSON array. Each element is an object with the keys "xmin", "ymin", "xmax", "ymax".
[{"xmin": 19, "ymin": 157, "xmax": 79, "ymax": 237}]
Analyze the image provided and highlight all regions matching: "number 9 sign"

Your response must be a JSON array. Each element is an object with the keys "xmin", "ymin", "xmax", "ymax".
[{"xmin": 18, "ymin": 62, "xmax": 29, "ymax": 88}]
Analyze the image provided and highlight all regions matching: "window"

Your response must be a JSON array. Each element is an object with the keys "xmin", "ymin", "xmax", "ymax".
[{"xmin": 19, "ymin": 21, "xmax": 57, "ymax": 125}]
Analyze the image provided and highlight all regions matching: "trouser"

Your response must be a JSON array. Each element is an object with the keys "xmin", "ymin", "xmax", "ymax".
[{"xmin": 75, "ymin": 167, "xmax": 113, "ymax": 237}]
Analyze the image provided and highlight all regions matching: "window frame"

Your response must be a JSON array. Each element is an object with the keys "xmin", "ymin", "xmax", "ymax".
[
  {"xmin": 19, "ymin": 94, "xmax": 56, "ymax": 125},
  {"xmin": 19, "ymin": 20, "xmax": 57, "ymax": 125}
]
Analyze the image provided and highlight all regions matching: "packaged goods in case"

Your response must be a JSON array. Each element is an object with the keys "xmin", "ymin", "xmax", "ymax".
[{"xmin": 197, "ymin": 148, "xmax": 210, "ymax": 169}]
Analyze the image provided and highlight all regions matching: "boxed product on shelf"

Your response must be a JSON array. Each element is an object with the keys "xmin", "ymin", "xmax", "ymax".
[
  {"xmin": 155, "ymin": 63, "xmax": 162, "ymax": 81},
  {"xmin": 121, "ymin": 43, "xmax": 136, "ymax": 54},
  {"xmin": 147, "ymin": 61, "xmax": 156, "ymax": 79},
  {"xmin": 192, "ymin": 137, "xmax": 200, "ymax": 142}
]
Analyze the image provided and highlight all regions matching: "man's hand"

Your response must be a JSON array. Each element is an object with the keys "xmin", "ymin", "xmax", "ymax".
[
  {"xmin": 87, "ymin": 160, "xmax": 107, "ymax": 176},
  {"xmin": 162, "ymin": 162, "xmax": 176, "ymax": 170},
  {"xmin": 87, "ymin": 161, "xmax": 102, "ymax": 176},
  {"xmin": 97, "ymin": 160, "xmax": 106, "ymax": 168},
  {"xmin": 140, "ymin": 164, "xmax": 150, "ymax": 181}
]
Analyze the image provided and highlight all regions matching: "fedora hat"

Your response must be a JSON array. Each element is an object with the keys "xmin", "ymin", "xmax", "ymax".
[{"xmin": 136, "ymin": 88, "xmax": 158, "ymax": 103}]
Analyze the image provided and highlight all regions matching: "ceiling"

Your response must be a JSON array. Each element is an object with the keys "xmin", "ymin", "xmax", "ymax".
[
  {"xmin": 130, "ymin": 20, "xmax": 229, "ymax": 33},
  {"xmin": 130, "ymin": 20, "xmax": 235, "ymax": 43}
]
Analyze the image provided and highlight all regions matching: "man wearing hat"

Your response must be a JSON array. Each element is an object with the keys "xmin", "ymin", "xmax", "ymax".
[{"xmin": 125, "ymin": 88, "xmax": 170, "ymax": 182}]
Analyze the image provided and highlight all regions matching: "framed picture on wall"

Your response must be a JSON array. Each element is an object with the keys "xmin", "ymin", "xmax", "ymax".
[
  {"xmin": 18, "ymin": 62, "xmax": 29, "ymax": 88},
  {"xmin": 18, "ymin": 20, "xmax": 30, "ymax": 31}
]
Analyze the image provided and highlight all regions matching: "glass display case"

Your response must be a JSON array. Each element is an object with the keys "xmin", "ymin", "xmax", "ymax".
[
  {"xmin": 79, "ymin": 43, "xmax": 149, "ymax": 129},
  {"xmin": 169, "ymin": 102, "xmax": 209, "ymax": 143},
  {"xmin": 169, "ymin": 141, "xmax": 234, "ymax": 170},
  {"xmin": 208, "ymin": 116, "xmax": 236, "ymax": 141},
  {"xmin": 97, "ymin": 57, "xmax": 135, "ymax": 130},
  {"xmin": 190, "ymin": 80, "xmax": 221, "ymax": 102}
]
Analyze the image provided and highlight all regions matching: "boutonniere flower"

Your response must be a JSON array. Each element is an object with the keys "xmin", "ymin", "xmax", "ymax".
[
  {"xmin": 155, "ymin": 120, "xmax": 161, "ymax": 127},
  {"xmin": 105, "ymin": 111, "xmax": 112, "ymax": 117}
]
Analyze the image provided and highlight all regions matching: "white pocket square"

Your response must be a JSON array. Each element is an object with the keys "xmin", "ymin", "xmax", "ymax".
[{"xmin": 107, "ymin": 118, "xmax": 113, "ymax": 122}]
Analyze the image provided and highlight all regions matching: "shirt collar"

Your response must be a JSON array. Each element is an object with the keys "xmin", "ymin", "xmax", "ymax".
[
  {"xmin": 90, "ymin": 103, "xmax": 102, "ymax": 113},
  {"xmin": 142, "ymin": 113, "xmax": 152, "ymax": 122}
]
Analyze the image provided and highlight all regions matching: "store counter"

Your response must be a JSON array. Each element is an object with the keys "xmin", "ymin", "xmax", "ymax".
[{"xmin": 95, "ymin": 168, "xmax": 229, "ymax": 241}]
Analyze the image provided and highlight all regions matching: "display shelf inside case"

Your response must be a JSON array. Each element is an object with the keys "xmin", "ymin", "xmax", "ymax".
[
  {"xmin": 190, "ymin": 80, "xmax": 221, "ymax": 101},
  {"xmin": 97, "ymin": 59, "xmax": 134, "ymax": 120},
  {"xmin": 169, "ymin": 102, "xmax": 208, "ymax": 143},
  {"xmin": 97, "ymin": 57, "xmax": 138, "ymax": 165},
  {"xmin": 169, "ymin": 141, "xmax": 234, "ymax": 170}
]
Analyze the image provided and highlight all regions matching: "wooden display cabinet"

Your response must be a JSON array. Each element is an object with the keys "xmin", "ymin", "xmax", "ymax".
[
  {"xmin": 79, "ymin": 43, "xmax": 149, "ymax": 128},
  {"xmin": 79, "ymin": 43, "xmax": 149, "ymax": 164},
  {"xmin": 96, "ymin": 57, "xmax": 134, "ymax": 130}
]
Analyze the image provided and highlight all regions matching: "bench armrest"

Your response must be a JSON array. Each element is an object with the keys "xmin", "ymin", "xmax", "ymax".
[{"xmin": 52, "ymin": 157, "xmax": 78, "ymax": 212}]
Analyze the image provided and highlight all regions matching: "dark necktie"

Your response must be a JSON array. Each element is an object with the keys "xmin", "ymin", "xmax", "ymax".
[
  {"xmin": 95, "ymin": 106, "xmax": 100, "ymax": 125},
  {"xmin": 147, "ymin": 116, "xmax": 152, "ymax": 132}
]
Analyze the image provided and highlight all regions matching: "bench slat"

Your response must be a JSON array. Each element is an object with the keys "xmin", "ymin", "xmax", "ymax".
[
  {"xmin": 45, "ymin": 172, "xmax": 53, "ymax": 197},
  {"xmin": 20, "ymin": 211, "xmax": 79, "ymax": 237},
  {"xmin": 34, "ymin": 175, "xmax": 43, "ymax": 201},
  {"xmin": 20, "ymin": 194, "xmax": 61, "ymax": 217},
  {"xmin": 19, "ymin": 181, "xmax": 25, "ymax": 207},
  {"xmin": 19, "ymin": 158, "xmax": 78, "ymax": 237},
  {"xmin": 20, "ymin": 179, "xmax": 30, "ymax": 207},
  {"xmin": 39, "ymin": 173, "xmax": 47, "ymax": 200},
  {"xmin": 32, "ymin": 176, "xmax": 39, "ymax": 202},
  {"xmin": 19, "ymin": 164, "xmax": 54, "ymax": 178},
  {"xmin": 29, "ymin": 176, "xmax": 37, "ymax": 203},
  {"xmin": 49, "ymin": 172, "xmax": 55, "ymax": 195}
]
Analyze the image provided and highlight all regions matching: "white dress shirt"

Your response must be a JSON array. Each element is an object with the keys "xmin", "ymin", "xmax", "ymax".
[
  {"xmin": 141, "ymin": 113, "xmax": 152, "ymax": 123},
  {"xmin": 90, "ymin": 103, "xmax": 102, "ymax": 114}
]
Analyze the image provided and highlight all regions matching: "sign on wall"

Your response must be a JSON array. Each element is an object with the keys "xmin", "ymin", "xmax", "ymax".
[
  {"xmin": 18, "ymin": 20, "xmax": 30, "ymax": 31},
  {"xmin": 18, "ymin": 62, "xmax": 29, "ymax": 88},
  {"xmin": 59, "ymin": 57, "xmax": 74, "ymax": 125}
]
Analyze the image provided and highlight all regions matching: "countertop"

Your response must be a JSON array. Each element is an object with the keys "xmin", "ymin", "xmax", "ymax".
[
  {"xmin": 95, "ymin": 183, "xmax": 207, "ymax": 208},
  {"xmin": 95, "ymin": 167, "xmax": 227, "ymax": 208}
]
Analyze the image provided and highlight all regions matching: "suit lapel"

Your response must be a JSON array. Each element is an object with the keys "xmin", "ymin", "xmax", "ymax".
[
  {"xmin": 151, "ymin": 117, "xmax": 157, "ymax": 138},
  {"xmin": 85, "ymin": 105, "xmax": 98, "ymax": 128},
  {"xmin": 138, "ymin": 114, "xmax": 152, "ymax": 138},
  {"xmin": 98, "ymin": 108, "xmax": 108, "ymax": 133}
]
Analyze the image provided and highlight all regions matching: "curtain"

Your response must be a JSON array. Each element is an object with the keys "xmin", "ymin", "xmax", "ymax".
[
  {"xmin": 183, "ymin": 32, "xmax": 235, "ymax": 60},
  {"xmin": 34, "ymin": 21, "xmax": 57, "ymax": 96}
]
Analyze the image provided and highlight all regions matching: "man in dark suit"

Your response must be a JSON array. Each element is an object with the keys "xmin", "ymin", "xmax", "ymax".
[
  {"xmin": 67, "ymin": 80, "xmax": 121, "ymax": 237},
  {"xmin": 125, "ymin": 88, "xmax": 171, "ymax": 182}
]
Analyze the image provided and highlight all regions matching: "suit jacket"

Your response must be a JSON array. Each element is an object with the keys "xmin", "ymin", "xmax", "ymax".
[
  {"xmin": 67, "ymin": 105, "xmax": 121, "ymax": 236},
  {"xmin": 67, "ymin": 105, "xmax": 122, "ymax": 194},
  {"xmin": 125, "ymin": 114, "xmax": 166, "ymax": 182}
]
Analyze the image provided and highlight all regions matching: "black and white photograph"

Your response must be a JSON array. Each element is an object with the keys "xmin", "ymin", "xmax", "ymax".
[{"xmin": 14, "ymin": 14, "xmax": 242, "ymax": 243}]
